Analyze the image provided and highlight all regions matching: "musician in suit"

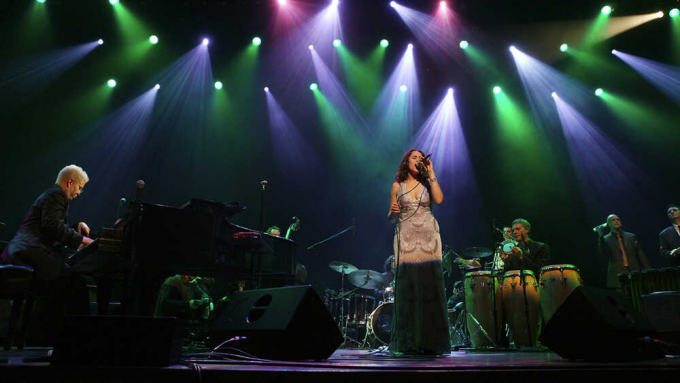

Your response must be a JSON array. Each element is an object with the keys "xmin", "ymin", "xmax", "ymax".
[
  {"xmin": 596, "ymin": 214, "xmax": 651, "ymax": 289},
  {"xmin": 0, "ymin": 165, "xmax": 93, "ymax": 337},
  {"xmin": 501, "ymin": 218, "xmax": 550, "ymax": 275},
  {"xmin": 154, "ymin": 275, "xmax": 212, "ymax": 325},
  {"xmin": 659, "ymin": 204, "xmax": 680, "ymax": 265}
]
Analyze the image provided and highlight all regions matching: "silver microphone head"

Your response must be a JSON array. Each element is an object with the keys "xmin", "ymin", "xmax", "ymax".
[{"xmin": 136, "ymin": 180, "xmax": 145, "ymax": 189}]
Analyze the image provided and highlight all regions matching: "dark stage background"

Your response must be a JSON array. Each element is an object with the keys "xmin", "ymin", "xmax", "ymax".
[{"xmin": 1, "ymin": 0, "xmax": 679, "ymax": 293}]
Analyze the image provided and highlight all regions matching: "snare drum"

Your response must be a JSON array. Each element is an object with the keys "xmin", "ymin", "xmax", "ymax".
[
  {"xmin": 464, "ymin": 270, "xmax": 504, "ymax": 348},
  {"xmin": 502, "ymin": 270, "xmax": 540, "ymax": 347},
  {"xmin": 539, "ymin": 264, "xmax": 582, "ymax": 323},
  {"xmin": 351, "ymin": 294, "xmax": 376, "ymax": 326},
  {"xmin": 367, "ymin": 302, "xmax": 393, "ymax": 345}
]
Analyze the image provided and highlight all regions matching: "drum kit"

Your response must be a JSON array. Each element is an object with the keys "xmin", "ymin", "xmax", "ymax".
[
  {"xmin": 323, "ymin": 261, "xmax": 393, "ymax": 347},
  {"xmin": 452, "ymin": 244, "xmax": 583, "ymax": 349}
]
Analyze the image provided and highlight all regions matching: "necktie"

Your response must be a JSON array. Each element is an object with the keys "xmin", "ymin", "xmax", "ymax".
[{"xmin": 616, "ymin": 233, "xmax": 629, "ymax": 269}]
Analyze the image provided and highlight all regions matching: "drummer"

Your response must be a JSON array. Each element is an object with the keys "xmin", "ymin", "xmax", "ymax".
[{"xmin": 501, "ymin": 218, "xmax": 551, "ymax": 275}]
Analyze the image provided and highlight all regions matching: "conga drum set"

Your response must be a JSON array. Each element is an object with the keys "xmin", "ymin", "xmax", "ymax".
[{"xmin": 453, "ymin": 245, "xmax": 583, "ymax": 349}]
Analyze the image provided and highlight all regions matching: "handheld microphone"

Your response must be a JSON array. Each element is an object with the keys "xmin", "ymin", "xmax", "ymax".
[
  {"xmin": 423, "ymin": 153, "xmax": 432, "ymax": 161},
  {"xmin": 592, "ymin": 223, "xmax": 607, "ymax": 232}
]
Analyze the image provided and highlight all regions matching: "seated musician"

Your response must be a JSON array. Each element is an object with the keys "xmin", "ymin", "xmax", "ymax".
[
  {"xmin": 659, "ymin": 204, "xmax": 680, "ymax": 265},
  {"xmin": 501, "ymin": 218, "xmax": 550, "ymax": 275},
  {"xmin": 0, "ymin": 165, "xmax": 92, "ymax": 317},
  {"xmin": 154, "ymin": 275, "xmax": 213, "ymax": 326},
  {"xmin": 596, "ymin": 214, "xmax": 651, "ymax": 290}
]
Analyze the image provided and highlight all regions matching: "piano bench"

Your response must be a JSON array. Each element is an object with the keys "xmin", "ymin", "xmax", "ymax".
[{"xmin": 0, "ymin": 265, "xmax": 35, "ymax": 350}]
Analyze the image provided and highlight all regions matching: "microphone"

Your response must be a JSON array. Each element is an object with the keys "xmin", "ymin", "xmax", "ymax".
[
  {"xmin": 260, "ymin": 180, "xmax": 268, "ymax": 190},
  {"xmin": 423, "ymin": 153, "xmax": 432, "ymax": 162},
  {"xmin": 592, "ymin": 223, "xmax": 607, "ymax": 232},
  {"xmin": 135, "ymin": 180, "xmax": 145, "ymax": 202},
  {"xmin": 117, "ymin": 198, "xmax": 126, "ymax": 219}
]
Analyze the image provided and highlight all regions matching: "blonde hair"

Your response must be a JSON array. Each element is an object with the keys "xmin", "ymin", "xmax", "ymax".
[{"xmin": 56, "ymin": 165, "xmax": 89, "ymax": 185}]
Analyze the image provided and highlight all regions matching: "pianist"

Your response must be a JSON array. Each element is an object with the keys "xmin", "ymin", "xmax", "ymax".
[{"xmin": 1, "ymin": 165, "xmax": 92, "ymax": 316}]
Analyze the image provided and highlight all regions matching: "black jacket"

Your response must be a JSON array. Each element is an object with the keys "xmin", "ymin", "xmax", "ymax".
[
  {"xmin": 659, "ymin": 225, "xmax": 680, "ymax": 265},
  {"xmin": 599, "ymin": 230, "xmax": 651, "ymax": 288},
  {"xmin": 1, "ymin": 185, "xmax": 83, "ymax": 278},
  {"xmin": 503, "ymin": 239, "xmax": 550, "ymax": 275}
]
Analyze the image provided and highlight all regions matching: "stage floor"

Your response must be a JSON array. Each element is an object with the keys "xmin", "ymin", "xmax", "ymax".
[{"xmin": 1, "ymin": 347, "xmax": 679, "ymax": 382}]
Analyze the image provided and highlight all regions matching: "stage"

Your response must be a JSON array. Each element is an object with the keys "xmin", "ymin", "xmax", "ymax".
[{"xmin": 1, "ymin": 347, "xmax": 678, "ymax": 382}]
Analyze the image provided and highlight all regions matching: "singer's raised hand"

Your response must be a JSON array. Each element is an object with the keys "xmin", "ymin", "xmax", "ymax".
[{"xmin": 390, "ymin": 202, "xmax": 402, "ymax": 214}]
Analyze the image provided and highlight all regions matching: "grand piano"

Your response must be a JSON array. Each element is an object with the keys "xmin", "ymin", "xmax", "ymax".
[{"xmin": 69, "ymin": 198, "xmax": 298, "ymax": 316}]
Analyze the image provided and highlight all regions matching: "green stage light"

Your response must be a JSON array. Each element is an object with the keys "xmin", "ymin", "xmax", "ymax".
[
  {"xmin": 310, "ymin": 83, "xmax": 318, "ymax": 91},
  {"xmin": 595, "ymin": 88, "xmax": 603, "ymax": 96},
  {"xmin": 109, "ymin": 0, "xmax": 119, "ymax": 5},
  {"xmin": 459, "ymin": 40, "xmax": 469, "ymax": 49},
  {"xmin": 380, "ymin": 39, "xmax": 389, "ymax": 48},
  {"xmin": 214, "ymin": 81, "xmax": 223, "ymax": 90},
  {"xmin": 37, "ymin": 0, "xmax": 46, "ymax": 3},
  {"xmin": 493, "ymin": 86, "xmax": 502, "ymax": 94},
  {"xmin": 107, "ymin": 79, "xmax": 117, "ymax": 88},
  {"xmin": 252, "ymin": 37, "xmax": 261, "ymax": 46},
  {"xmin": 560, "ymin": 43, "xmax": 568, "ymax": 52},
  {"xmin": 671, "ymin": 8, "xmax": 679, "ymax": 18},
  {"xmin": 149, "ymin": 35, "xmax": 158, "ymax": 44},
  {"xmin": 333, "ymin": 39, "xmax": 341, "ymax": 47},
  {"xmin": 601, "ymin": 6, "xmax": 612, "ymax": 15}
]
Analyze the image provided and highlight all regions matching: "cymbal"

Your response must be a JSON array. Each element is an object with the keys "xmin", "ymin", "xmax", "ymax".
[
  {"xmin": 348, "ymin": 270, "xmax": 388, "ymax": 290},
  {"xmin": 461, "ymin": 247, "xmax": 494, "ymax": 259},
  {"xmin": 329, "ymin": 261, "xmax": 358, "ymax": 274}
]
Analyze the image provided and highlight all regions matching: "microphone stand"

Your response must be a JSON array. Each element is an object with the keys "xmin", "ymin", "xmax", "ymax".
[{"xmin": 306, "ymin": 222, "xmax": 356, "ymax": 290}]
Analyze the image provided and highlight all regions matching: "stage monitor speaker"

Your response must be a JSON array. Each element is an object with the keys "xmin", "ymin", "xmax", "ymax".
[
  {"xmin": 209, "ymin": 285, "xmax": 343, "ymax": 361},
  {"xmin": 51, "ymin": 316, "xmax": 182, "ymax": 367},
  {"xmin": 541, "ymin": 286, "xmax": 662, "ymax": 361}
]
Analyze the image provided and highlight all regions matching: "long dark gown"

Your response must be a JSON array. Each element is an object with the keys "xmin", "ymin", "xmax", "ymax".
[{"xmin": 390, "ymin": 182, "xmax": 450, "ymax": 355}]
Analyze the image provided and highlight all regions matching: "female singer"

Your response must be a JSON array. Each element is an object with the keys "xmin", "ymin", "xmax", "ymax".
[{"xmin": 388, "ymin": 149, "xmax": 449, "ymax": 355}]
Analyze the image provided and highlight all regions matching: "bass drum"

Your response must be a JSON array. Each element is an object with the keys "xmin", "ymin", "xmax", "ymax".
[{"xmin": 367, "ymin": 302, "xmax": 393, "ymax": 346}]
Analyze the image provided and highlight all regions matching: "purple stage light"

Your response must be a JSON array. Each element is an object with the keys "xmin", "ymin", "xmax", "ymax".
[
  {"xmin": 308, "ymin": 44, "xmax": 314, "ymax": 50},
  {"xmin": 202, "ymin": 38, "xmax": 209, "ymax": 46},
  {"xmin": 332, "ymin": 0, "xmax": 339, "ymax": 6},
  {"xmin": 390, "ymin": 1, "xmax": 397, "ymax": 8},
  {"xmin": 264, "ymin": 87, "xmax": 270, "ymax": 92},
  {"xmin": 278, "ymin": 0, "xmax": 286, "ymax": 4},
  {"xmin": 154, "ymin": 84, "xmax": 160, "ymax": 90},
  {"xmin": 612, "ymin": 50, "xmax": 680, "ymax": 105},
  {"xmin": 407, "ymin": 43, "xmax": 413, "ymax": 50},
  {"xmin": 440, "ymin": 1, "xmax": 446, "ymax": 9},
  {"xmin": 551, "ymin": 92, "xmax": 557, "ymax": 98},
  {"xmin": 98, "ymin": 39, "xmax": 104, "ymax": 45}
]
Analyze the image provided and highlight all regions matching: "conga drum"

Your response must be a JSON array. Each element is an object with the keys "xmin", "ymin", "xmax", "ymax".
[
  {"xmin": 502, "ymin": 270, "xmax": 540, "ymax": 347},
  {"xmin": 539, "ymin": 264, "xmax": 582, "ymax": 323},
  {"xmin": 464, "ymin": 270, "xmax": 504, "ymax": 347}
]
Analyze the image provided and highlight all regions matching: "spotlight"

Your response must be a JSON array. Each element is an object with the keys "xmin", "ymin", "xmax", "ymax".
[
  {"xmin": 440, "ymin": 1, "xmax": 446, "ymax": 9},
  {"xmin": 154, "ymin": 84, "xmax": 161, "ymax": 90},
  {"xmin": 655, "ymin": 11, "xmax": 664, "ymax": 18},
  {"xmin": 448, "ymin": 88, "xmax": 453, "ymax": 94},
  {"xmin": 407, "ymin": 43, "xmax": 413, "ymax": 50},
  {"xmin": 601, "ymin": 6, "xmax": 612, "ymax": 15},
  {"xmin": 493, "ymin": 86, "xmax": 501, "ymax": 94},
  {"xmin": 390, "ymin": 1, "xmax": 396, "ymax": 8},
  {"xmin": 595, "ymin": 88, "xmax": 603, "ymax": 96},
  {"xmin": 107, "ymin": 79, "xmax": 117, "ymax": 88},
  {"xmin": 37, "ymin": 0, "xmax": 46, "ymax": 3},
  {"xmin": 214, "ymin": 81, "xmax": 223, "ymax": 90},
  {"xmin": 278, "ymin": 0, "xmax": 286, "ymax": 4},
  {"xmin": 399, "ymin": 85, "xmax": 408, "ymax": 93},
  {"xmin": 109, "ymin": 0, "xmax": 119, "ymax": 5},
  {"xmin": 310, "ymin": 83, "xmax": 318, "ymax": 91},
  {"xmin": 202, "ymin": 38, "xmax": 209, "ymax": 46},
  {"xmin": 380, "ymin": 39, "xmax": 389, "ymax": 48},
  {"xmin": 333, "ymin": 39, "xmax": 341, "ymax": 47},
  {"xmin": 509, "ymin": 46, "xmax": 516, "ymax": 52},
  {"xmin": 149, "ymin": 35, "xmax": 159, "ymax": 44},
  {"xmin": 459, "ymin": 40, "xmax": 469, "ymax": 49},
  {"xmin": 551, "ymin": 92, "xmax": 557, "ymax": 98},
  {"xmin": 308, "ymin": 44, "xmax": 314, "ymax": 50},
  {"xmin": 671, "ymin": 8, "xmax": 680, "ymax": 18},
  {"xmin": 98, "ymin": 39, "xmax": 104, "ymax": 45},
  {"xmin": 252, "ymin": 37, "xmax": 262, "ymax": 46},
  {"xmin": 560, "ymin": 43, "xmax": 568, "ymax": 52},
  {"xmin": 611, "ymin": 49, "xmax": 618, "ymax": 54},
  {"xmin": 264, "ymin": 87, "xmax": 270, "ymax": 92}
]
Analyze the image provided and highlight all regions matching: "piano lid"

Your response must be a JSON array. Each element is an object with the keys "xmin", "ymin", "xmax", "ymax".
[{"xmin": 179, "ymin": 198, "xmax": 246, "ymax": 217}]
